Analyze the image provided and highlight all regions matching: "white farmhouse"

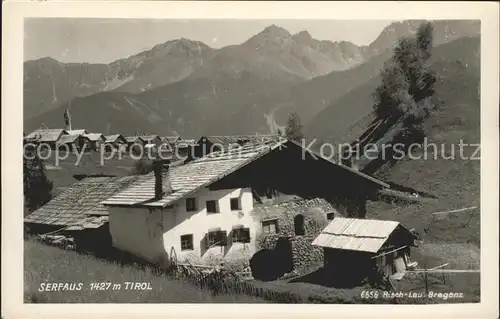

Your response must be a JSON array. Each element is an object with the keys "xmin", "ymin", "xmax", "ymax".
[
  {"xmin": 101, "ymin": 139, "xmax": 388, "ymax": 266},
  {"xmin": 101, "ymin": 145, "xmax": 267, "ymax": 266}
]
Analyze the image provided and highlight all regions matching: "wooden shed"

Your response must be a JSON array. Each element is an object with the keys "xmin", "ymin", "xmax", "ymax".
[{"xmin": 312, "ymin": 218, "xmax": 416, "ymax": 280}]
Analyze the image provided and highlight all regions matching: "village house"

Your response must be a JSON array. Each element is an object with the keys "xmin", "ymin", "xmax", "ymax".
[
  {"xmin": 312, "ymin": 217, "xmax": 417, "ymax": 281},
  {"xmin": 83, "ymin": 133, "xmax": 106, "ymax": 151},
  {"xmin": 56, "ymin": 134, "xmax": 89, "ymax": 152},
  {"xmin": 24, "ymin": 129, "xmax": 68, "ymax": 149},
  {"xmin": 101, "ymin": 139, "xmax": 389, "ymax": 267},
  {"xmin": 163, "ymin": 136, "xmax": 182, "ymax": 147},
  {"xmin": 104, "ymin": 134, "xmax": 127, "ymax": 152},
  {"xmin": 140, "ymin": 135, "xmax": 163, "ymax": 147},
  {"xmin": 24, "ymin": 175, "xmax": 143, "ymax": 252},
  {"xmin": 188, "ymin": 135, "xmax": 282, "ymax": 162},
  {"xmin": 125, "ymin": 136, "xmax": 146, "ymax": 152}
]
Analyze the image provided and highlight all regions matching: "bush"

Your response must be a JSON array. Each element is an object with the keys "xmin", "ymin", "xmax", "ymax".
[{"xmin": 23, "ymin": 151, "xmax": 53, "ymax": 213}]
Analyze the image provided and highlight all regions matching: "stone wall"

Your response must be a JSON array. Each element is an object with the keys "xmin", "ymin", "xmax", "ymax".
[
  {"xmin": 289, "ymin": 235, "xmax": 324, "ymax": 275},
  {"xmin": 255, "ymin": 234, "xmax": 324, "ymax": 277}
]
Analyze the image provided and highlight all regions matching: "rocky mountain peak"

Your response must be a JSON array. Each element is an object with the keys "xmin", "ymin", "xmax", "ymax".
[{"xmin": 292, "ymin": 30, "xmax": 314, "ymax": 44}]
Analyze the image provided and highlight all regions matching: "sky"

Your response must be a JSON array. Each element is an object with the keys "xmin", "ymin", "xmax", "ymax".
[{"xmin": 24, "ymin": 19, "xmax": 393, "ymax": 64}]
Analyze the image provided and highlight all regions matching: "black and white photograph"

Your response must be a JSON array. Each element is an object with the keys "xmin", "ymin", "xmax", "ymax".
[{"xmin": 2, "ymin": 1, "xmax": 499, "ymax": 318}]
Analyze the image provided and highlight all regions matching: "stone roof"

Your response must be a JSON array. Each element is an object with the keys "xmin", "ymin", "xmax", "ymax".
[{"xmin": 24, "ymin": 176, "xmax": 142, "ymax": 228}]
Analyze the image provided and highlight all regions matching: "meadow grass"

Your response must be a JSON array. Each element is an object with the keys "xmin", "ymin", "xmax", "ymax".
[{"xmin": 24, "ymin": 239, "xmax": 267, "ymax": 303}]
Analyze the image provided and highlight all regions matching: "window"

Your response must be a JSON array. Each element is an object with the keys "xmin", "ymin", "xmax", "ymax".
[
  {"xmin": 327, "ymin": 213, "xmax": 335, "ymax": 221},
  {"xmin": 262, "ymin": 220, "xmax": 278, "ymax": 235},
  {"xmin": 232, "ymin": 227, "xmax": 251, "ymax": 243},
  {"xmin": 294, "ymin": 214, "xmax": 305, "ymax": 235},
  {"xmin": 207, "ymin": 230, "xmax": 227, "ymax": 248},
  {"xmin": 206, "ymin": 200, "xmax": 218, "ymax": 213},
  {"xmin": 180, "ymin": 234, "xmax": 193, "ymax": 251},
  {"xmin": 186, "ymin": 198, "xmax": 197, "ymax": 212},
  {"xmin": 230, "ymin": 198, "xmax": 241, "ymax": 211}
]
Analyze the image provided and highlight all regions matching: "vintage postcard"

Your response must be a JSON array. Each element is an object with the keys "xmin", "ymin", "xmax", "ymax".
[{"xmin": 2, "ymin": 1, "xmax": 499, "ymax": 318}]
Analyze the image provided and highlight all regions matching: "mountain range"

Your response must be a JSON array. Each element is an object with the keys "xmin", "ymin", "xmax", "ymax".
[{"xmin": 24, "ymin": 19, "xmax": 480, "ymax": 139}]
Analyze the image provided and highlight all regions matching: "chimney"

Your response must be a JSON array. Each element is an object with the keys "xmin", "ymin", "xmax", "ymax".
[{"xmin": 153, "ymin": 157, "xmax": 172, "ymax": 201}]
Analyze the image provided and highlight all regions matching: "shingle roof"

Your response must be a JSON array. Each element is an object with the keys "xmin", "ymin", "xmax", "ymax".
[
  {"xmin": 84, "ymin": 133, "xmax": 105, "ymax": 142},
  {"xmin": 312, "ymin": 218, "xmax": 402, "ymax": 253},
  {"xmin": 24, "ymin": 176, "xmax": 142, "ymax": 228},
  {"xmin": 103, "ymin": 138, "xmax": 388, "ymax": 208},
  {"xmin": 67, "ymin": 129, "xmax": 88, "ymax": 135},
  {"xmin": 57, "ymin": 134, "xmax": 82, "ymax": 145},
  {"xmin": 25, "ymin": 129, "xmax": 67, "ymax": 142},
  {"xmin": 200, "ymin": 135, "xmax": 282, "ymax": 147}
]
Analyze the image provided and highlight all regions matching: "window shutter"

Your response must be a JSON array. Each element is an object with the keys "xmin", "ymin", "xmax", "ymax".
[
  {"xmin": 205, "ymin": 233, "xmax": 210, "ymax": 249},
  {"xmin": 243, "ymin": 228, "xmax": 251, "ymax": 243}
]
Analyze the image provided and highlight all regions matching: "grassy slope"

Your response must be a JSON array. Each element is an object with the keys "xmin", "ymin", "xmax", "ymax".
[
  {"xmin": 24, "ymin": 239, "xmax": 266, "ymax": 303},
  {"xmin": 368, "ymin": 37, "xmax": 480, "ymax": 247}
]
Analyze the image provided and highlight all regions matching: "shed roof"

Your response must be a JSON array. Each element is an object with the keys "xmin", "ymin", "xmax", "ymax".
[
  {"xmin": 312, "ymin": 218, "xmax": 402, "ymax": 253},
  {"xmin": 24, "ymin": 176, "xmax": 142, "ymax": 228},
  {"xmin": 102, "ymin": 139, "xmax": 388, "ymax": 208},
  {"xmin": 25, "ymin": 129, "xmax": 67, "ymax": 142},
  {"xmin": 84, "ymin": 133, "xmax": 105, "ymax": 141}
]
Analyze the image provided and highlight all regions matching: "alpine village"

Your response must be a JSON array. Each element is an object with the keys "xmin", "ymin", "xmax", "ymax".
[{"xmin": 23, "ymin": 20, "xmax": 480, "ymax": 304}]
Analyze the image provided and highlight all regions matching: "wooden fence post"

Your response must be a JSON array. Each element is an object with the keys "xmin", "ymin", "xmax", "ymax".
[{"xmin": 424, "ymin": 264, "xmax": 428, "ymax": 295}]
